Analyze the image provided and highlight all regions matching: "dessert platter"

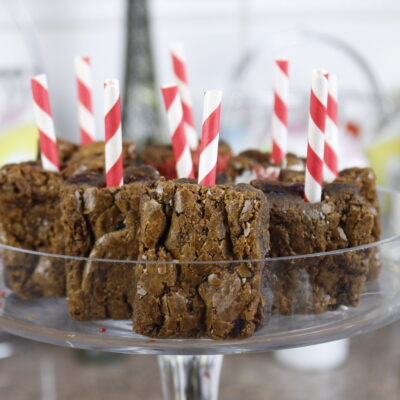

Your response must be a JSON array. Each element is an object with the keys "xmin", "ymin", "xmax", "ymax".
[
  {"xmin": 1, "ymin": 55, "xmax": 400, "ymax": 399},
  {"xmin": 1, "ymin": 146, "xmax": 400, "ymax": 400},
  {"xmin": 1, "ymin": 184, "xmax": 400, "ymax": 351}
]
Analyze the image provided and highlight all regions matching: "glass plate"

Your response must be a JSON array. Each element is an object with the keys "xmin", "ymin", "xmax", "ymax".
[{"xmin": 0, "ymin": 187, "xmax": 398, "ymax": 356}]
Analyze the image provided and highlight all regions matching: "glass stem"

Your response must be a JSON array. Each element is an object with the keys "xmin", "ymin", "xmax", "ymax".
[{"xmin": 158, "ymin": 355, "xmax": 223, "ymax": 400}]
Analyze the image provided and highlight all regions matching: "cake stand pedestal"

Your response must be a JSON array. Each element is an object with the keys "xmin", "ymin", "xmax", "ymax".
[{"xmin": 159, "ymin": 355, "xmax": 223, "ymax": 400}]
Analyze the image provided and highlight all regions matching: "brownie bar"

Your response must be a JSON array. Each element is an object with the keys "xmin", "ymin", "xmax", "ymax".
[
  {"xmin": 133, "ymin": 181, "xmax": 270, "ymax": 339},
  {"xmin": 277, "ymin": 166, "xmax": 380, "ymax": 239},
  {"xmin": 336, "ymin": 168, "xmax": 381, "ymax": 280},
  {"xmin": 278, "ymin": 166, "xmax": 382, "ymax": 281},
  {"xmin": 141, "ymin": 141, "xmax": 232, "ymax": 180},
  {"xmin": 62, "ymin": 140, "xmax": 136, "ymax": 179},
  {"xmin": 251, "ymin": 180, "xmax": 379, "ymax": 314},
  {"xmin": 0, "ymin": 158, "xmax": 157, "ymax": 300},
  {"xmin": 227, "ymin": 150, "xmax": 305, "ymax": 183},
  {"xmin": 0, "ymin": 162, "xmax": 65, "ymax": 298},
  {"xmin": 336, "ymin": 167, "xmax": 380, "ymax": 233},
  {"xmin": 61, "ymin": 173, "xmax": 159, "ymax": 321},
  {"xmin": 279, "ymin": 167, "xmax": 379, "ymax": 208}
]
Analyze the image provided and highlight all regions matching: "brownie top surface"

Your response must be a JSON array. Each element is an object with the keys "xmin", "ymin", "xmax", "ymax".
[
  {"xmin": 57, "ymin": 138, "xmax": 78, "ymax": 164},
  {"xmin": 68, "ymin": 140, "xmax": 136, "ymax": 163},
  {"xmin": 61, "ymin": 141, "xmax": 137, "ymax": 179},
  {"xmin": 236, "ymin": 150, "xmax": 271, "ymax": 165},
  {"xmin": 251, "ymin": 180, "xmax": 361, "ymax": 202},
  {"xmin": 0, "ymin": 162, "xmax": 63, "ymax": 195},
  {"xmin": 65, "ymin": 164, "xmax": 160, "ymax": 188},
  {"xmin": 139, "ymin": 179, "xmax": 269, "ymax": 261},
  {"xmin": 141, "ymin": 143, "xmax": 173, "ymax": 163}
]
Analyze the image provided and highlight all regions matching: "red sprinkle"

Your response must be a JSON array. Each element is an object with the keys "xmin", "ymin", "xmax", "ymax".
[
  {"xmin": 0, "ymin": 291, "xmax": 6, "ymax": 297},
  {"xmin": 98, "ymin": 328, "xmax": 106, "ymax": 333}
]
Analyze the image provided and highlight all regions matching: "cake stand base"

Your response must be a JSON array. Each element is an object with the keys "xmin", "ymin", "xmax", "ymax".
[{"xmin": 158, "ymin": 355, "xmax": 223, "ymax": 400}]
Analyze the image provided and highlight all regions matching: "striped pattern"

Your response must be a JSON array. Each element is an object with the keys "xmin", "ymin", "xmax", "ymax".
[
  {"xmin": 198, "ymin": 90, "xmax": 222, "ymax": 186},
  {"xmin": 75, "ymin": 56, "xmax": 95, "ymax": 145},
  {"xmin": 104, "ymin": 79, "xmax": 123, "ymax": 187},
  {"xmin": 323, "ymin": 74, "xmax": 339, "ymax": 182},
  {"xmin": 161, "ymin": 85, "xmax": 194, "ymax": 179},
  {"xmin": 304, "ymin": 70, "xmax": 328, "ymax": 203},
  {"xmin": 30, "ymin": 74, "xmax": 60, "ymax": 172},
  {"xmin": 170, "ymin": 42, "xmax": 198, "ymax": 150},
  {"xmin": 271, "ymin": 58, "xmax": 289, "ymax": 165}
]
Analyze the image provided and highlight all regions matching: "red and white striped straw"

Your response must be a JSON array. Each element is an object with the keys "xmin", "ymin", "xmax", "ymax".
[
  {"xmin": 323, "ymin": 74, "xmax": 339, "ymax": 182},
  {"xmin": 198, "ymin": 90, "xmax": 222, "ymax": 186},
  {"xmin": 271, "ymin": 58, "xmax": 289, "ymax": 165},
  {"xmin": 30, "ymin": 74, "xmax": 60, "ymax": 172},
  {"xmin": 161, "ymin": 85, "xmax": 194, "ymax": 179},
  {"xmin": 104, "ymin": 79, "xmax": 123, "ymax": 187},
  {"xmin": 170, "ymin": 42, "xmax": 198, "ymax": 150},
  {"xmin": 304, "ymin": 70, "xmax": 328, "ymax": 203},
  {"xmin": 75, "ymin": 56, "xmax": 95, "ymax": 145}
]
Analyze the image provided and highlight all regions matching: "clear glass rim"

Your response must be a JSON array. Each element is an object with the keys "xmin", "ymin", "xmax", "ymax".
[{"xmin": 0, "ymin": 186, "xmax": 398, "ymax": 266}]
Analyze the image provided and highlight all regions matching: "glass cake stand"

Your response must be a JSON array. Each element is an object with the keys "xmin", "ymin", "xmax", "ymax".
[{"xmin": 0, "ymin": 187, "xmax": 400, "ymax": 400}]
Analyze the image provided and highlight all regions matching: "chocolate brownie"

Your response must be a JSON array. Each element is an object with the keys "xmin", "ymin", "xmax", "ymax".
[
  {"xmin": 132, "ymin": 181, "xmax": 270, "ymax": 339},
  {"xmin": 278, "ymin": 167, "xmax": 381, "ymax": 280},
  {"xmin": 140, "ymin": 143, "xmax": 174, "ymax": 179},
  {"xmin": 227, "ymin": 150, "xmax": 305, "ymax": 183},
  {"xmin": 68, "ymin": 140, "xmax": 136, "ymax": 163},
  {"xmin": 336, "ymin": 168, "xmax": 381, "ymax": 280},
  {"xmin": 65, "ymin": 164, "xmax": 160, "ymax": 189},
  {"xmin": 0, "ymin": 158, "xmax": 158, "ymax": 300},
  {"xmin": 61, "ymin": 173, "xmax": 159, "ymax": 320},
  {"xmin": 280, "ymin": 167, "xmax": 379, "ymax": 210},
  {"xmin": 57, "ymin": 139, "xmax": 78, "ymax": 165},
  {"xmin": 0, "ymin": 162, "xmax": 66, "ymax": 298},
  {"xmin": 62, "ymin": 140, "xmax": 136, "ymax": 179},
  {"xmin": 141, "ymin": 141, "xmax": 232, "ymax": 180},
  {"xmin": 336, "ymin": 168, "xmax": 380, "ymax": 232},
  {"xmin": 251, "ymin": 180, "xmax": 379, "ymax": 314},
  {"xmin": 278, "ymin": 168, "xmax": 305, "ymax": 183}
]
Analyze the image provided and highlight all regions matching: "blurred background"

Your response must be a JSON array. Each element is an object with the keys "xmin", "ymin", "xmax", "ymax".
[
  {"xmin": 0, "ymin": 0, "xmax": 400, "ymax": 399},
  {"xmin": 0, "ymin": 0, "xmax": 400, "ymax": 184}
]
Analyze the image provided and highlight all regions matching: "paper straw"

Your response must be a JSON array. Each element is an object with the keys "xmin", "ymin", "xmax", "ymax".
[
  {"xmin": 323, "ymin": 74, "xmax": 339, "ymax": 182},
  {"xmin": 170, "ymin": 42, "xmax": 198, "ymax": 150},
  {"xmin": 104, "ymin": 79, "xmax": 123, "ymax": 187},
  {"xmin": 198, "ymin": 90, "xmax": 222, "ymax": 186},
  {"xmin": 304, "ymin": 70, "xmax": 328, "ymax": 203},
  {"xmin": 271, "ymin": 58, "xmax": 289, "ymax": 165},
  {"xmin": 30, "ymin": 74, "xmax": 60, "ymax": 172},
  {"xmin": 161, "ymin": 85, "xmax": 194, "ymax": 179},
  {"xmin": 75, "ymin": 56, "xmax": 95, "ymax": 145}
]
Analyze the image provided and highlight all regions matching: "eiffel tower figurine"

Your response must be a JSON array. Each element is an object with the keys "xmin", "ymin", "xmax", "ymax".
[{"xmin": 123, "ymin": 0, "xmax": 160, "ymax": 147}]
